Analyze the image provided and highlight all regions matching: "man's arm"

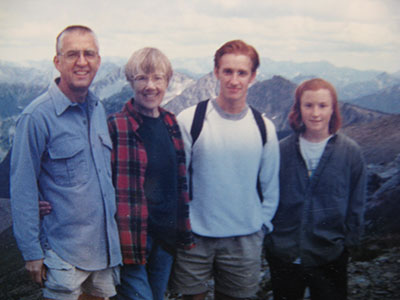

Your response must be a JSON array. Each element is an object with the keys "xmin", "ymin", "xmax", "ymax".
[
  {"xmin": 10, "ymin": 113, "xmax": 47, "ymax": 264},
  {"xmin": 259, "ymin": 118, "xmax": 280, "ymax": 233}
]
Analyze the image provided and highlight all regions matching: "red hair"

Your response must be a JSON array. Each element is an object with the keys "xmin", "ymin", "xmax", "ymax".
[
  {"xmin": 289, "ymin": 78, "xmax": 342, "ymax": 134},
  {"xmin": 214, "ymin": 40, "xmax": 259, "ymax": 73}
]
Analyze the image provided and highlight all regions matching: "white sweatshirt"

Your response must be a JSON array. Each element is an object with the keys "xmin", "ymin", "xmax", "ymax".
[{"xmin": 177, "ymin": 99, "xmax": 280, "ymax": 238}]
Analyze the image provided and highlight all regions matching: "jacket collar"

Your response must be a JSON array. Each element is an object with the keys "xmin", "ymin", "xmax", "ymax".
[
  {"xmin": 294, "ymin": 132, "xmax": 338, "ymax": 144},
  {"xmin": 50, "ymin": 78, "xmax": 99, "ymax": 116},
  {"xmin": 294, "ymin": 132, "xmax": 339, "ymax": 186}
]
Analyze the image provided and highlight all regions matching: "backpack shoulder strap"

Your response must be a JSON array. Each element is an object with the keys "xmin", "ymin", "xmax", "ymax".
[
  {"xmin": 188, "ymin": 99, "xmax": 209, "ymax": 199},
  {"xmin": 250, "ymin": 106, "xmax": 267, "ymax": 146},
  {"xmin": 250, "ymin": 106, "xmax": 267, "ymax": 203},
  {"xmin": 190, "ymin": 99, "xmax": 209, "ymax": 146}
]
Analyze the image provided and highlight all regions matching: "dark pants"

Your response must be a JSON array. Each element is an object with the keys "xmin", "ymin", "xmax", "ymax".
[{"xmin": 266, "ymin": 251, "xmax": 348, "ymax": 300}]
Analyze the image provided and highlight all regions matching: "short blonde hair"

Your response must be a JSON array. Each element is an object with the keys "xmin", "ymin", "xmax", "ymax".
[{"xmin": 125, "ymin": 47, "xmax": 173, "ymax": 84}]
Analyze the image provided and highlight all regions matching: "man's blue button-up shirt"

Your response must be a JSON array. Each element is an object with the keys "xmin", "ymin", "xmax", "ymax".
[{"xmin": 10, "ymin": 79, "xmax": 122, "ymax": 271}]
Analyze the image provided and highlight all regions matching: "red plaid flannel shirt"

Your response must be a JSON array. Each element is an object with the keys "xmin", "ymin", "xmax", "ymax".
[{"xmin": 107, "ymin": 98, "xmax": 194, "ymax": 265}]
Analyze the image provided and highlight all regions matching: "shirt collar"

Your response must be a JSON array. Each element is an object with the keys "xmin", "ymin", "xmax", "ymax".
[
  {"xmin": 50, "ymin": 78, "xmax": 99, "ymax": 116},
  {"xmin": 211, "ymin": 98, "xmax": 249, "ymax": 120}
]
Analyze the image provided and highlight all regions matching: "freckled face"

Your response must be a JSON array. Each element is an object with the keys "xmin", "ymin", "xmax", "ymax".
[{"xmin": 300, "ymin": 89, "xmax": 334, "ymax": 139}]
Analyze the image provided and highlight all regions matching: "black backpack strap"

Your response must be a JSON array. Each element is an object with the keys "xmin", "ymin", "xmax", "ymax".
[
  {"xmin": 190, "ymin": 99, "xmax": 209, "ymax": 146},
  {"xmin": 189, "ymin": 99, "xmax": 209, "ymax": 199},
  {"xmin": 250, "ymin": 106, "xmax": 267, "ymax": 146},
  {"xmin": 250, "ymin": 106, "xmax": 267, "ymax": 202}
]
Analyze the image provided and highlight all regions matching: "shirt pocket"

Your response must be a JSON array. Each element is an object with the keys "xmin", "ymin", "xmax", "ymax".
[
  {"xmin": 99, "ymin": 133, "xmax": 112, "ymax": 177},
  {"xmin": 47, "ymin": 138, "xmax": 89, "ymax": 187}
]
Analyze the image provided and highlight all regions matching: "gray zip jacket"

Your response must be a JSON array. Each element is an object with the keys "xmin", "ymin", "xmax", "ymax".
[{"xmin": 265, "ymin": 132, "xmax": 366, "ymax": 267}]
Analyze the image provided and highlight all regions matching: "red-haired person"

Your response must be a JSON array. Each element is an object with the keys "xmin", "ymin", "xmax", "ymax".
[
  {"xmin": 170, "ymin": 40, "xmax": 280, "ymax": 300},
  {"xmin": 264, "ymin": 78, "xmax": 367, "ymax": 300}
]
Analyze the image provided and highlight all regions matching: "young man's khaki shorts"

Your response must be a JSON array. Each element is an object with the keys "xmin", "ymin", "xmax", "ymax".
[
  {"xmin": 43, "ymin": 249, "xmax": 120, "ymax": 300},
  {"xmin": 170, "ymin": 230, "xmax": 264, "ymax": 298}
]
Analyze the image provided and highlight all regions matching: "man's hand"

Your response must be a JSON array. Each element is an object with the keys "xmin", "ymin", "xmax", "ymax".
[
  {"xmin": 25, "ymin": 259, "xmax": 47, "ymax": 287},
  {"xmin": 39, "ymin": 201, "xmax": 52, "ymax": 218}
]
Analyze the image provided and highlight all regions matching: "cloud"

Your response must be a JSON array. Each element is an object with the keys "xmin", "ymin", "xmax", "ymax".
[{"xmin": 0, "ymin": 0, "xmax": 399, "ymax": 72}]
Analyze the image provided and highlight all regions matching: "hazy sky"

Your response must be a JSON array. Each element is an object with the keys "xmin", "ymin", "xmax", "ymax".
[{"xmin": 1, "ymin": 0, "xmax": 399, "ymax": 72}]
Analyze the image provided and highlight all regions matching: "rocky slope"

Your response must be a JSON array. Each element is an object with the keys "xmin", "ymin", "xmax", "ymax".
[
  {"xmin": 1, "ymin": 220, "xmax": 399, "ymax": 300},
  {"xmin": 342, "ymin": 114, "xmax": 400, "ymax": 164}
]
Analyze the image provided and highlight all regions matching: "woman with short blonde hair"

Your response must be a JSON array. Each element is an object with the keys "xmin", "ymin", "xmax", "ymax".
[{"xmin": 108, "ymin": 47, "xmax": 194, "ymax": 300}]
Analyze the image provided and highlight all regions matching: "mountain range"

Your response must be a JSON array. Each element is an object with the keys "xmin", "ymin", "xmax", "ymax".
[
  {"xmin": 0, "ymin": 56, "xmax": 399, "ymax": 163},
  {"xmin": 346, "ymin": 83, "xmax": 400, "ymax": 113}
]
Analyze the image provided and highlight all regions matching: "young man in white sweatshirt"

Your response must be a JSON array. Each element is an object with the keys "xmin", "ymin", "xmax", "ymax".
[{"xmin": 170, "ymin": 40, "xmax": 280, "ymax": 300}]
